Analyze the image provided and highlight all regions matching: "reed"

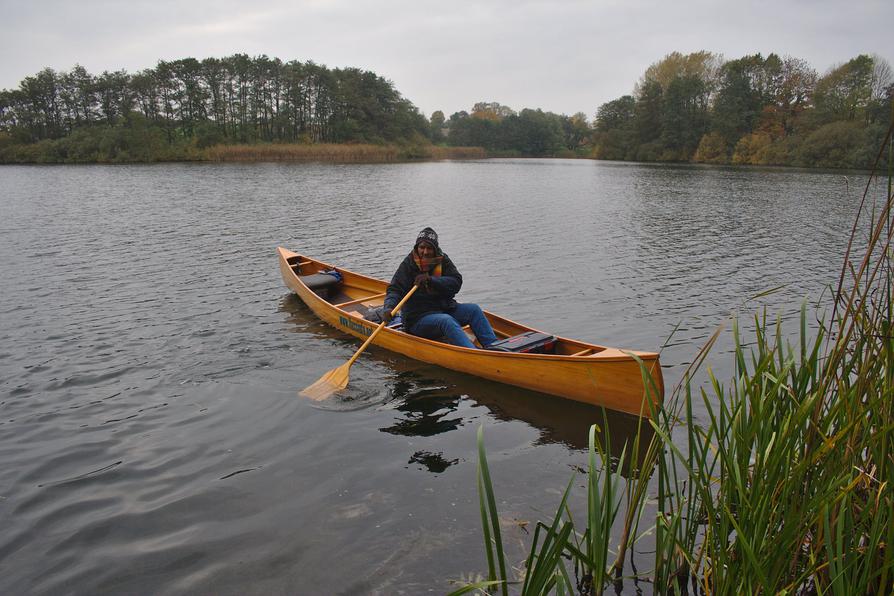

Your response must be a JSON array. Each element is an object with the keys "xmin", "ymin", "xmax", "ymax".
[
  {"xmin": 203, "ymin": 143, "xmax": 485, "ymax": 163},
  {"xmin": 452, "ymin": 124, "xmax": 894, "ymax": 595}
]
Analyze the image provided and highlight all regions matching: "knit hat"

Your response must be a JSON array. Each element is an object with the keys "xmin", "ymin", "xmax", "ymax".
[{"xmin": 414, "ymin": 227, "xmax": 439, "ymax": 249}]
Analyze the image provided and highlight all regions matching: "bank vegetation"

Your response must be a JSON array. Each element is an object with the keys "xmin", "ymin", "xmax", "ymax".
[{"xmin": 0, "ymin": 51, "xmax": 891, "ymax": 167}]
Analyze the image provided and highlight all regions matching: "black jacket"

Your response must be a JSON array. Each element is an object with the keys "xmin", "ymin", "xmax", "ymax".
[{"xmin": 384, "ymin": 251, "xmax": 462, "ymax": 330}]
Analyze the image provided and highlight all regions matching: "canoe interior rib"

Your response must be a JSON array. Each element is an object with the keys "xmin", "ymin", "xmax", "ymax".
[{"xmin": 279, "ymin": 248, "xmax": 664, "ymax": 416}]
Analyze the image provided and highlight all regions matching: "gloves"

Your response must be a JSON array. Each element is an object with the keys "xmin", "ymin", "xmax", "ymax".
[
  {"xmin": 381, "ymin": 308, "xmax": 393, "ymax": 323},
  {"xmin": 414, "ymin": 273, "xmax": 431, "ymax": 288}
]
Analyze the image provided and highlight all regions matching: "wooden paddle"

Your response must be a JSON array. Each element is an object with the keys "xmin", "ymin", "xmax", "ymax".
[{"xmin": 300, "ymin": 284, "xmax": 419, "ymax": 401}]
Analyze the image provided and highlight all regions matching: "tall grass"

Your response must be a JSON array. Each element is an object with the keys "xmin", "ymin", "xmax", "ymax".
[
  {"xmin": 204, "ymin": 143, "xmax": 485, "ymax": 163},
  {"xmin": 452, "ymin": 124, "xmax": 894, "ymax": 595}
]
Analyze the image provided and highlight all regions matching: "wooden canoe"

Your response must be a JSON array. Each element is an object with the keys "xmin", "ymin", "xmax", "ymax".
[{"xmin": 278, "ymin": 247, "xmax": 664, "ymax": 416}]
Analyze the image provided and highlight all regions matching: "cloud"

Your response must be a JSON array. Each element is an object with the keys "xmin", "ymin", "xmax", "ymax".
[{"xmin": 1, "ymin": 0, "xmax": 891, "ymax": 117}]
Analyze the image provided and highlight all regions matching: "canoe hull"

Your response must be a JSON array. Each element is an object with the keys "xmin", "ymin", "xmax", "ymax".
[{"xmin": 278, "ymin": 248, "xmax": 663, "ymax": 416}]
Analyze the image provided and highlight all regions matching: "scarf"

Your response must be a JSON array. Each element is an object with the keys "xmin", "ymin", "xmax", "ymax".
[{"xmin": 413, "ymin": 253, "xmax": 442, "ymax": 276}]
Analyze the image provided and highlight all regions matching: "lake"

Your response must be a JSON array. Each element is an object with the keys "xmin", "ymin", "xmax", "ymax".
[{"xmin": 0, "ymin": 159, "xmax": 876, "ymax": 593}]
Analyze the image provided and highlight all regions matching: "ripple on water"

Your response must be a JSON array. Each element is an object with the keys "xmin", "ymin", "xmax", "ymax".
[{"xmin": 0, "ymin": 161, "xmax": 871, "ymax": 592}]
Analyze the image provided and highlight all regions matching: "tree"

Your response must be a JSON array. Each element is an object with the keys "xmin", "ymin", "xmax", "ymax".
[
  {"xmin": 867, "ymin": 54, "xmax": 894, "ymax": 125},
  {"xmin": 471, "ymin": 101, "xmax": 515, "ymax": 121},
  {"xmin": 761, "ymin": 56, "xmax": 817, "ymax": 137},
  {"xmin": 562, "ymin": 112, "xmax": 590, "ymax": 150},
  {"xmin": 595, "ymin": 96, "xmax": 635, "ymax": 132},
  {"xmin": 510, "ymin": 109, "xmax": 565, "ymax": 156},
  {"xmin": 636, "ymin": 51, "xmax": 722, "ymax": 96},
  {"xmin": 711, "ymin": 54, "xmax": 772, "ymax": 148},
  {"xmin": 58, "ymin": 65, "xmax": 95, "ymax": 131},
  {"xmin": 593, "ymin": 96, "xmax": 635, "ymax": 159},
  {"xmin": 814, "ymin": 55, "xmax": 874, "ymax": 122},
  {"xmin": 429, "ymin": 110, "xmax": 446, "ymax": 143},
  {"xmin": 630, "ymin": 51, "xmax": 720, "ymax": 160},
  {"xmin": 868, "ymin": 54, "xmax": 893, "ymax": 102},
  {"xmin": 19, "ymin": 68, "xmax": 63, "ymax": 140},
  {"xmin": 660, "ymin": 74, "xmax": 711, "ymax": 159},
  {"xmin": 634, "ymin": 80, "xmax": 663, "ymax": 146}
]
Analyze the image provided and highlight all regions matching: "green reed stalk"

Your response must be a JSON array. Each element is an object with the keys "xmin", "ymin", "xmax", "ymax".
[
  {"xmin": 453, "ymin": 122, "xmax": 894, "ymax": 595},
  {"xmin": 574, "ymin": 424, "xmax": 626, "ymax": 595},
  {"xmin": 518, "ymin": 485, "xmax": 576, "ymax": 595},
  {"xmin": 476, "ymin": 425, "xmax": 509, "ymax": 596}
]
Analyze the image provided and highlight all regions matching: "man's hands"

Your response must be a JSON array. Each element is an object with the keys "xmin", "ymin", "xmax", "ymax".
[
  {"xmin": 414, "ymin": 273, "xmax": 431, "ymax": 288},
  {"xmin": 384, "ymin": 277, "xmax": 431, "ymax": 323}
]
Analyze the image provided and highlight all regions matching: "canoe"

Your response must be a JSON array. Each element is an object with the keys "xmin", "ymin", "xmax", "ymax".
[{"xmin": 278, "ymin": 247, "xmax": 664, "ymax": 416}]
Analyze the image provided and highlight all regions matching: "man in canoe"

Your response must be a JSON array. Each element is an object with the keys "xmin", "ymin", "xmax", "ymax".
[{"xmin": 382, "ymin": 227, "xmax": 498, "ymax": 349}]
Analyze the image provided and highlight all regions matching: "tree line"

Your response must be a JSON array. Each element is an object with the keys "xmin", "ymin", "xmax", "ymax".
[
  {"xmin": 435, "ymin": 102, "xmax": 591, "ymax": 158},
  {"xmin": 0, "ymin": 55, "xmax": 429, "ymax": 162},
  {"xmin": 440, "ymin": 52, "xmax": 892, "ymax": 168},
  {"xmin": 1, "ymin": 51, "xmax": 891, "ymax": 167},
  {"xmin": 591, "ymin": 51, "xmax": 893, "ymax": 168}
]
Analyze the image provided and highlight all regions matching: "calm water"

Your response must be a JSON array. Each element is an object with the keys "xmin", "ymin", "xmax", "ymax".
[{"xmin": 0, "ymin": 160, "xmax": 875, "ymax": 593}]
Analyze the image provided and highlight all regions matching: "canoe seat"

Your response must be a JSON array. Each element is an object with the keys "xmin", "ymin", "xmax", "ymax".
[
  {"xmin": 486, "ymin": 331, "xmax": 557, "ymax": 354},
  {"xmin": 301, "ymin": 272, "xmax": 341, "ymax": 298}
]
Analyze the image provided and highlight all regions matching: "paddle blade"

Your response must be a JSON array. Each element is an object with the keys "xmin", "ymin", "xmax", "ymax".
[{"xmin": 299, "ymin": 362, "xmax": 350, "ymax": 401}]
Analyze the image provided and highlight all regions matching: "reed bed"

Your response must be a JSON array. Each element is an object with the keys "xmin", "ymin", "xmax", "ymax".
[
  {"xmin": 454, "ymin": 126, "xmax": 894, "ymax": 595},
  {"xmin": 203, "ymin": 143, "xmax": 485, "ymax": 163}
]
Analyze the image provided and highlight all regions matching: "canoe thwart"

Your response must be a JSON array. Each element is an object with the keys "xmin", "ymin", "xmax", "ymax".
[
  {"xmin": 288, "ymin": 258, "xmax": 315, "ymax": 274},
  {"xmin": 334, "ymin": 292, "xmax": 387, "ymax": 308},
  {"xmin": 570, "ymin": 348, "xmax": 594, "ymax": 357}
]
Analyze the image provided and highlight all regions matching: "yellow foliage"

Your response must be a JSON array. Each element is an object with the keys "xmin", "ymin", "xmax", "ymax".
[
  {"xmin": 470, "ymin": 101, "xmax": 515, "ymax": 122},
  {"xmin": 732, "ymin": 133, "xmax": 773, "ymax": 165},
  {"xmin": 637, "ymin": 51, "xmax": 723, "ymax": 94},
  {"xmin": 471, "ymin": 110, "xmax": 501, "ymax": 122},
  {"xmin": 693, "ymin": 132, "xmax": 729, "ymax": 164},
  {"xmin": 755, "ymin": 106, "xmax": 786, "ymax": 140}
]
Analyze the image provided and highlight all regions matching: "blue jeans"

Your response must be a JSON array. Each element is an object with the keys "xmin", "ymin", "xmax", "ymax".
[{"xmin": 410, "ymin": 303, "xmax": 498, "ymax": 349}]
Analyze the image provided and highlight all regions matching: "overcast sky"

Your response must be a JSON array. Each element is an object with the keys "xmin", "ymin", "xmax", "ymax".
[{"xmin": 2, "ymin": 0, "xmax": 891, "ymax": 119}]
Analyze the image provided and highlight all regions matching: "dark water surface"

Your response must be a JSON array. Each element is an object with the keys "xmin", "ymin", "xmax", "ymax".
[{"xmin": 0, "ymin": 160, "xmax": 875, "ymax": 593}]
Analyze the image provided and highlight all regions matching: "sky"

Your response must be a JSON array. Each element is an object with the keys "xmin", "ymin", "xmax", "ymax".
[{"xmin": 2, "ymin": 0, "xmax": 892, "ymax": 119}]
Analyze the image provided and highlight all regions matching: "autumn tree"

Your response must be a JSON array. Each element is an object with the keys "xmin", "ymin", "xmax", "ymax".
[
  {"xmin": 636, "ymin": 51, "xmax": 722, "ymax": 97},
  {"xmin": 763, "ymin": 56, "xmax": 817, "ymax": 136},
  {"xmin": 471, "ymin": 101, "xmax": 515, "ymax": 121}
]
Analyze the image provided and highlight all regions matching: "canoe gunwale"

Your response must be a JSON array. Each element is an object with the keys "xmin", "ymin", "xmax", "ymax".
[
  {"xmin": 278, "ymin": 247, "xmax": 664, "ymax": 415},
  {"xmin": 278, "ymin": 248, "xmax": 658, "ymax": 363}
]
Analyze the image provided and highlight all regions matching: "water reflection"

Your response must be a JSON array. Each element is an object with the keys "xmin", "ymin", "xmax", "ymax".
[
  {"xmin": 406, "ymin": 450, "xmax": 458, "ymax": 474},
  {"xmin": 279, "ymin": 293, "xmax": 653, "ymax": 475},
  {"xmin": 380, "ymin": 380, "xmax": 463, "ymax": 437}
]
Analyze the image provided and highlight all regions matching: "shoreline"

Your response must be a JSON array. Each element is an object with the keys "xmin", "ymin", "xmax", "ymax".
[
  {"xmin": 0, "ymin": 142, "xmax": 487, "ymax": 165},
  {"xmin": 0, "ymin": 141, "xmax": 880, "ymax": 172}
]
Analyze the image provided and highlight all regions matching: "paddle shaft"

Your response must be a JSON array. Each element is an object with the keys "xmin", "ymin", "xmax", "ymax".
[{"xmin": 346, "ymin": 284, "xmax": 418, "ymax": 367}]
